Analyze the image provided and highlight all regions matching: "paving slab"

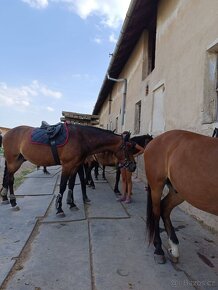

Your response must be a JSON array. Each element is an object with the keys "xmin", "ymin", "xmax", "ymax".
[
  {"xmin": 90, "ymin": 218, "xmax": 192, "ymax": 290},
  {"xmin": 0, "ymin": 195, "xmax": 53, "ymax": 287},
  {"xmin": 160, "ymin": 207, "xmax": 218, "ymax": 284},
  {"xmin": 86, "ymin": 181, "xmax": 129, "ymax": 219},
  {"xmin": 15, "ymin": 174, "xmax": 59, "ymax": 196},
  {"xmin": 5, "ymin": 221, "xmax": 91, "ymax": 290}
]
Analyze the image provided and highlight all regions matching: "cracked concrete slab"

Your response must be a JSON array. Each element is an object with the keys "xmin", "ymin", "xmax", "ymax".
[{"xmin": 0, "ymin": 195, "xmax": 53, "ymax": 286}]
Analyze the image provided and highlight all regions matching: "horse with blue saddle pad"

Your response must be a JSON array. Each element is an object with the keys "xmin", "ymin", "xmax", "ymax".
[{"xmin": 1, "ymin": 122, "xmax": 135, "ymax": 216}]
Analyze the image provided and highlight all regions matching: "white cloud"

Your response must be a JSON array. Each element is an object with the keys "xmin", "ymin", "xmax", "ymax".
[
  {"xmin": 94, "ymin": 37, "xmax": 102, "ymax": 44},
  {"xmin": 22, "ymin": 0, "xmax": 131, "ymax": 29},
  {"xmin": 65, "ymin": 0, "xmax": 131, "ymax": 28},
  {"xmin": 22, "ymin": 0, "xmax": 48, "ymax": 9},
  {"xmin": 46, "ymin": 106, "xmax": 54, "ymax": 111},
  {"xmin": 0, "ymin": 81, "xmax": 62, "ymax": 110},
  {"xmin": 109, "ymin": 33, "xmax": 117, "ymax": 43}
]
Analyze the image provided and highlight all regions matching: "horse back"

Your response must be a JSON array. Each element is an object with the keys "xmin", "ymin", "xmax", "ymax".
[{"xmin": 144, "ymin": 130, "xmax": 218, "ymax": 215}]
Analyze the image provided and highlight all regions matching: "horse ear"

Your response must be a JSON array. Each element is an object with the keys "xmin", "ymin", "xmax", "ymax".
[{"xmin": 112, "ymin": 129, "xmax": 116, "ymax": 133}]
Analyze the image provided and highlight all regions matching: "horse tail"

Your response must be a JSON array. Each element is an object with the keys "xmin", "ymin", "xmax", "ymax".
[{"xmin": 146, "ymin": 184, "xmax": 155, "ymax": 245}]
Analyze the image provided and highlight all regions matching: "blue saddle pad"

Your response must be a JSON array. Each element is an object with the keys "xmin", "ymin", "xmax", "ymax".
[{"xmin": 31, "ymin": 123, "xmax": 68, "ymax": 146}]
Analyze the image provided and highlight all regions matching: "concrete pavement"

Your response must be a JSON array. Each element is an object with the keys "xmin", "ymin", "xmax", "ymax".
[{"xmin": 0, "ymin": 166, "xmax": 217, "ymax": 290}]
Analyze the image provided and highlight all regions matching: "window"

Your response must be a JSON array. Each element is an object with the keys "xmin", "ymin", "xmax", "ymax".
[
  {"xmin": 202, "ymin": 42, "xmax": 218, "ymax": 124},
  {"xmin": 142, "ymin": 6, "xmax": 157, "ymax": 80},
  {"xmin": 134, "ymin": 101, "xmax": 141, "ymax": 134}
]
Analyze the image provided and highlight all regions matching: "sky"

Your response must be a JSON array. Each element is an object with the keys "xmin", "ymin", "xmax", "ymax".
[{"xmin": 0, "ymin": 0, "xmax": 131, "ymax": 128}]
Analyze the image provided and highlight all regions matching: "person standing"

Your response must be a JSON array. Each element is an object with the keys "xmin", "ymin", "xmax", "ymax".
[{"xmin": 118, "ymin": 131, "xmax": 144, "ymax": 204}]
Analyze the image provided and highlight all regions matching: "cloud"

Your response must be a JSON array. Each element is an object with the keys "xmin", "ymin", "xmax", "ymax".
[
  {"xmin": 22, "ymin": 0, "xmax": 48, "ymax": 9},
  {"xmin": 65, "ymin": 0, "xmax": 131, "ymax": 28},
  {"xmin": 46, "ymin": 106, "xmax": 54, "ymax": 111},
  {"xmin": 93, "ymin": 37, "xmax": 102, "ymax": 44},
  {"xmin": 22, "ymin": 0, "xmax": 131, "ymax": 29},
  {"xmin": 109, "ymin": 33, "xmax": 117, "ymax": 43},
  {"xmin": 0, "ymin": 81, "xmax": 62, "ymax": 110}
]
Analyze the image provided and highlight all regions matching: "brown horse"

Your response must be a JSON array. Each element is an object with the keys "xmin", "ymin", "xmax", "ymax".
[
  {"xmin": 144, "ymin": 129, "xmax": 218, "ymax": 264},
  {"xmin": 1, "ymin": 123, "xmax": 135, "ymax": 216}
]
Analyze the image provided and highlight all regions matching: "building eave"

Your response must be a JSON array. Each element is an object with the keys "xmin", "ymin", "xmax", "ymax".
[{"xmin": 92, "ymin": 0, "xmax": 158, "ymax": 115}]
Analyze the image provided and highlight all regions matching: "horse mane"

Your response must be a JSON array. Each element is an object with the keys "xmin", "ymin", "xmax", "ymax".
[
  {"xmin": 69, "ymin": 123, "xmax": 120, "ymax": 136},
  {"xmin": 131, "ymin": 134, "xmax": 153, "ymax": 147}
]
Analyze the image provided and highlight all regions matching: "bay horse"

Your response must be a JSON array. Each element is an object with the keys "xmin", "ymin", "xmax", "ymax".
[
  {"xmin": 1, "ymin": 123, "xmax": 135, "ymax": 216},
  {"xmin": 144, "ymin": 129, "xmax": 218, "ymax": 264},
  {"xmin": 86, "ymin": 134, "xmax": 153, "ymax": 192}
]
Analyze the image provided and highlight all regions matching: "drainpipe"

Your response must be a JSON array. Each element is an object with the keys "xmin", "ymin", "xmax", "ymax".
[{"xmin": 107, "ymin": 73, "xmax": 127, "ymax": 130}]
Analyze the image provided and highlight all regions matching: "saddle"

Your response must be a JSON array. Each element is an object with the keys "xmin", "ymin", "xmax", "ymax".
[
  {"xmin": 40, "ymin": 121, "xmax": 62, "ymax": 139},
  {"xmin": 31, "ymin": 121, "xmax": 68, "ymax": 165}
]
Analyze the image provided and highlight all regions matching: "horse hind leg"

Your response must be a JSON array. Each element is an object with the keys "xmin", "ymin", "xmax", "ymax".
[
  {"xmin": 3, "ymin": 156, "xmax": 25, "ymax": 210},
  {"xmin": 1, "ymin": 161, "xmax": 10, "ymax": 204},
  {"xmin": 161, "ymin": 183, "xmax": 184, "ymax": 263},
  {"xmin": 146, "ymin": 184, "xmax": 166, "ymax": 264}
]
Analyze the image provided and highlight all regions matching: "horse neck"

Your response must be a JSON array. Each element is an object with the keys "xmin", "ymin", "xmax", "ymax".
[{"xmin": 75, "ymin": 125, "xmax": 122, "ymax": 154}]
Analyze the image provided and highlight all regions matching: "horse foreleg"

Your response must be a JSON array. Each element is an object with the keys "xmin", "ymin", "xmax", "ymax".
[
  {"xmin": 78, "ymin": 165, "xmax": 91, "ymax": 203},
  {"xmin": 114, "ymin": 167, "xmax": 121, "ymax": 193},
  {"xmin": 85, "ymin": 163, "xmax": 95, "ymax": 189},
  {"xmin": 56, "ymin": 174, "xmax": 69, "ymax": 216},
  {"xmin": 161, "ymin": 186, "xmax": 184, "ymax": 263},
  {"xmin": 67, "ymin": 173, "xmax": 78, "ymax": 210},
  {"xmin": 94, "ymin": 162, "xmax": 99, "ymax": 179}
]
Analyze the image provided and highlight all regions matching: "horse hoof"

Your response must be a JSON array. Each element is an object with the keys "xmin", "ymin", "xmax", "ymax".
[
  {"xmin": 84, "ymin": 198, "xmax": 91, "ymax": 204},
  {"xmin": 114, "ymin": 189, "xmax": 120, "ymax": 194},
  {"xmin": 12, "ymin": 205, "xmax": 20, "ymax": 211},
  {"xmin": 167, "ymin": 249, "xmax": 179, "ymax": 263},
  {"xmin": 56, "ymin": 209, "xmax": 65, "ymax": 217},
  {"xmin": 69, "ymin": 205, "xmax": 79, "ymax": 211},
  {"xmin": 154, "ymin": 254, "xmax": 166, "ymax": 264}
]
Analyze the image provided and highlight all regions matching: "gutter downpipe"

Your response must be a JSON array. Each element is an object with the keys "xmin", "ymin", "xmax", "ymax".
[{"xmin": 107, "ymin": 73, "xmax": 127, "ymax": 131}]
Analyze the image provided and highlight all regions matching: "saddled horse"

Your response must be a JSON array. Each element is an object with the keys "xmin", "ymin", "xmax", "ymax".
[
  {"xmin": 1, "ymin": 123, "xmax": 135, "ymax": 216},
  {"xmin": 144, "ymin": 130, "xmax": 218, "ymax": 264},
  {"xmin": 86, "ymin": 134, "xmax": 153, "ymax": 192}
]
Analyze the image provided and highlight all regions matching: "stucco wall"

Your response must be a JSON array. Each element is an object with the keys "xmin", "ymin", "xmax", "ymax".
[{"xmin": 96, "ymin": 0, "xmax": 218, "ymax": 230}]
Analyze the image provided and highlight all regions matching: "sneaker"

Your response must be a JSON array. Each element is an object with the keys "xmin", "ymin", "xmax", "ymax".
[
  {"xmin": 117, "ymin": 196, "xmax": 126, "ymax": 202},
  {"xmin": 124, "ymin": 198, "xmax": 132, "ymax": 204}
]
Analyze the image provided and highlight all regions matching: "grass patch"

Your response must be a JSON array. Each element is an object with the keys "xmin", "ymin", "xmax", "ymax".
[{"xmin": 14, "ymin": 167, "xmax": 36, "ymax": 190}]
